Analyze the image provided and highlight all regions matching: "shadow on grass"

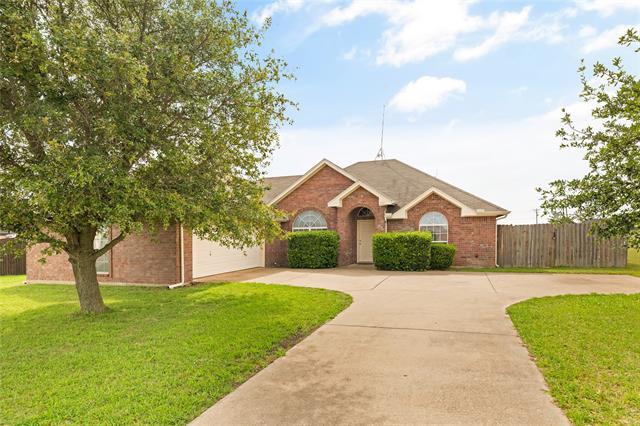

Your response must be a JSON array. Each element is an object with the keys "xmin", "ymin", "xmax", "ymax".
[
  {"xmin": 0, "ymin": 282, "xmax": 304, "ymax": 324},
  {"xmin": 1, "ymin": 281, "xmax": 351, "ymax": 424}
]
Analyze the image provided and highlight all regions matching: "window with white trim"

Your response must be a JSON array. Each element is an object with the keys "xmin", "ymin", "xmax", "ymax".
[
  {"xmin": 292, "ymin": 210, "xmax": 328, "ymax": 231},
  {"xmin": 419, "ymin": 212, "xmax": 448, "ymax": 243},
  {"xmin": 94, "ymin": 228, "xmax": 110, "ymax": 275}
]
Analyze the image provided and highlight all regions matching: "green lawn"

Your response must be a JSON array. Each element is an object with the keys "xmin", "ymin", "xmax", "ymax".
[
  {"xmin": 453, "ymin": 249, "xmax": 640, "ymax": 277},
  {"xmin": 0, "ymin": 276, "xmax": 351, "ymax": 425},
  {"xmin": 508, "ymin": 294, "xmax": 640, "ymax": 425}
]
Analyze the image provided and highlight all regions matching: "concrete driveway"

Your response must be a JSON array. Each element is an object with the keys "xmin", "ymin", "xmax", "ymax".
[{"xmin": 191, "ymin": 267, "xmax": 640, "ymax": 425}]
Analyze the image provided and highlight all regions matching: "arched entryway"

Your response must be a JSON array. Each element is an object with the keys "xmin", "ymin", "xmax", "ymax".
[{"xmin": 353, "ymin": 207, "xmax": 375, "ymax": 263}]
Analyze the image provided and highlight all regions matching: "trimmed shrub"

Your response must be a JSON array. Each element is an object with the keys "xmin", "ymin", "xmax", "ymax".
[
  {"xmin": 372, "ymin": 231, "xmax": 432, "ymax": 271},
  {"xmin": 287, "ymin": 231, "xmax": 339, "ymax": 268},
  {"xmin": 430, "ymin": 243, "xmax": 457, "ymax": 270}
]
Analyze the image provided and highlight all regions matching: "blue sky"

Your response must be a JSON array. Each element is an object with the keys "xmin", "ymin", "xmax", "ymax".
[{"xmin": 238, "ymin": 0, "xmax": 639, "ymax": 223}]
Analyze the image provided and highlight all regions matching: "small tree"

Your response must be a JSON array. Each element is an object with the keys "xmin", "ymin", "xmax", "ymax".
[
  {"xmin": 539, "ymin": 28, "xmax": 640, "ymax": 247},
  {"xmin": 0, "ymin": 0, "xmax": 292, "ymax": 312}
]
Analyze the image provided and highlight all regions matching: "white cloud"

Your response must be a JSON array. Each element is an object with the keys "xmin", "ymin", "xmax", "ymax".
[
  {"xmin": 322, "ymin": 0, "xmax": 397, "ymax": 25},
  {"xmin": 443, "ymin": 118, "xmax": 461, "ymax": 135},
  {"xmin": 581, "ymin": 24, "xmax": 634, "ymax": 53},
  {"xmin": 578, "ymin": 25, "xmax": 597, "ymax": 38},
  {"xmin": 509, "ymin": 86, "xmax": 529, "ymax": 95},
  {"xmin": 575, "ymin": 0, "xmax": 640, "ymax": 16},
  {"xmin": 253, "ymin": 0, "xmax": 306, "ymax": 23},
  {"xmin": 323, "ymin": 0, "xmax": 484, "ymax": 66},
  {"xmin": 341, "ymin": 46, "xmax": 371, "ymax": 61},
  {"xmin": 319, "ymin": 1, "xmax": 570, "ymax": 66},
  {"xmin": 389, "ymin": 75, "xmax": 466, "ymax": 113},
  {"xmin": 267, "ymin": 106, "xmax": 590, "ymax": 225},
  {"xmin": 528, "ymin": 100, "xmax": 595, "ymax": 129},
  {"xmin": 517, "ymin": 8, "xmax": 573, "ymax": 44},
  {"xmin": 454, "ymin": 7, "xmax": 531, "ymax": 62},
  {"xmin": 342, "ymin": 46, "xmax": 358, "ymax": 60}
]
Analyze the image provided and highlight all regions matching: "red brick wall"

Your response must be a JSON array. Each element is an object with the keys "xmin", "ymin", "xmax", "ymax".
[
  {"xmin": 336, "ymin": 187, "xmax": 386, "ymax": 264},
  {"xmin": 387, "ymin": 194, "xmax": 497, "ymax": 267},
  {"xmin": 26, "ymin": 225, "xmax": 184, "ymax": 284},
  {"xmin": 264, "ymin": 167, "xmax": 497, "ymax": 268},
  {"xmin": 265, "ymin": 166, "xmax": 392, "ymax": 266},
  {"xmin": 265, "ymin": 165, "xmax": 354, "ymax": 266}
]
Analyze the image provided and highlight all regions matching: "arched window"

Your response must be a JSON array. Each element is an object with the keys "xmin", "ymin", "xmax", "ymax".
[
  {"xmin": 419, "ymin": 212, "xmax": 448, "ymax": 242},
  {"xmin": 356, "ymin": 207, "xmax": 374, "ymax": 219},
  {"xmin": 292, "ymin": 210, "xmax": 328, "ymax": 231}
]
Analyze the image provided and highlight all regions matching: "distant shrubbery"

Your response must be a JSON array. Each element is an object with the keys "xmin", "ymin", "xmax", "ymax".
[
  {"xmin": 372, "ymin": 231, "xmax": 432, "ymax": 271},
  {"xmin": 429, "ymin": 243, "xmax": 457, "ymax": 269},
  {"xmin": 288, "ymin": 231, "xmax": 339, "ymax": 268}
]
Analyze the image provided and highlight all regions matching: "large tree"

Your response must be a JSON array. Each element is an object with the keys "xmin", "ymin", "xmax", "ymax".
[
  {"xmin": 539, "ymin": 28, "xmax": 640, "ymax": 248},
  {"xmin": 0, "ymin": 0, "xmax": 291, "ymax": 312}
]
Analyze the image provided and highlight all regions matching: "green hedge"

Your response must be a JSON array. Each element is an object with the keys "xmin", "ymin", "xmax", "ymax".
[
  {"xmin": 372, "ymin": 231, "xmax": 432, "ymax": 271},
  {"xmin": 430, "ymin": 243, "xmax": 457, "ymax": 270},
  {"xmin": 287, "ymin": 231, "xmax": 339, "ymax": 268}
]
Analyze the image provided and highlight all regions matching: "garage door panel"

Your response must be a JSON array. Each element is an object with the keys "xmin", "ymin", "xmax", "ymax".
[{"xmin": 193, "ymin": 236, "xmax": 264, "ymax": 278}]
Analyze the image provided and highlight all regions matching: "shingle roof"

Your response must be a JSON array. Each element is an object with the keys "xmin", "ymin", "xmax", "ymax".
[
  {"xmin": 263, "ymin": 159, "xmax": 508, "ymax": 214},
  {"xmin": 344, "ymin": 159, "xmax": 507, "ymax": 213},
  {"xmin": 263, "ymin": 175, "xmax": 300, "ymax": 203}
]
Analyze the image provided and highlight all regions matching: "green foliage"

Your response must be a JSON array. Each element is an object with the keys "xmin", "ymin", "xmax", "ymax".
[
  {"xmin": 538, "ymin": 28, "xmax": 640, "ymax": 248},
  {"xmin": 430, "ymin": 243, "xmax": 456, "ymax": 270},
  {"xmin": 453, "ymin": 249, "xmax": 640, "ymax": 276},
  {"xmin": 287, "ymin": 231, "xmax": 339, "ymax": 268},
  {"xmin": 372, "ymin": 231, "xmax": 432, "ymax": 271},
  {"xmin": 0, "ymin": 280, "xmax": 351, "ymax": 424},
  {"xmin": 0, "ymin": 0, "xmax": 293, "ymax": 309},
  {"xmin": 508, "ymin": 294, "xmax": 640, "ymax": 425}
]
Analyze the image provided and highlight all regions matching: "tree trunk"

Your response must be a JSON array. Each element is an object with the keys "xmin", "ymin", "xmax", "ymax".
[{"xmin": 69, "ymin": 229, "xmax": 108, "ymax": 314}]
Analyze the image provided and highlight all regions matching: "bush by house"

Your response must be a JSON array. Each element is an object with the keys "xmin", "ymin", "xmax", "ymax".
[
  {"xmin": 430, "ymin": 244, "xmax": 457, "ymax": 270},
  {"xmin": 288, "ymin": 231, "xmax": 339, "ymax": 268},
  {"xmin": 372, "ymin": 232, "xmax": 432, "ymax": 271}
]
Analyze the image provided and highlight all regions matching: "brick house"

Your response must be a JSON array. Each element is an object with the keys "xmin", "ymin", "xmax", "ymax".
[{"xmin": 26, "ymin": 159, "xmax": 509, "ymax": 285}]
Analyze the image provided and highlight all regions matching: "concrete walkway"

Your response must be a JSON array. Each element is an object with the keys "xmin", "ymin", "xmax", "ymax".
[{"xmin": 191, "ymin": 268, "xmax": 640, "ymax": 425}]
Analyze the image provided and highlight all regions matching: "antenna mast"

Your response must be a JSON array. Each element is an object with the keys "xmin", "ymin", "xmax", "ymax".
[{"xmin": 375, "ymin": 104, "xmax": 386, "ymax": 160}]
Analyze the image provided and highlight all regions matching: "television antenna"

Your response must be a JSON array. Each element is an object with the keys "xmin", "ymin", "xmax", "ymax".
[{"xmin": 375, "ymin": 104, "xmax": 386, "ymax": 160}]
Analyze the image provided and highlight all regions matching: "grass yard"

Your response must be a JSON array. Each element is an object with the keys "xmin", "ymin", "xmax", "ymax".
[
  {"xmin": 454, "ymin": 248, "xmax": 640, "ymax": 277},
  {"xmin": 508, "ymin": 294, "xmax": 640, "ymax": 425},
  {"xmin": 0, "ymin": 276, "xmax": 351, "ymax": 425}
]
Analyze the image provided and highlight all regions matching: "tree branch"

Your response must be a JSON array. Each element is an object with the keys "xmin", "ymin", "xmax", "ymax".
[{"xmin": 93, "ymin": 232, "xmax": 126, "ymax": 258}]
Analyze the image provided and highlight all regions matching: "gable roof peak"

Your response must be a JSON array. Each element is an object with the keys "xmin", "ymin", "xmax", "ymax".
[
  {"xmin": 344, "ymin": 158, "xmax": 509, "ymax": 216},
  {"xmin": 264, "ymin": 157, "xmax": 509, "ymax": 217}
]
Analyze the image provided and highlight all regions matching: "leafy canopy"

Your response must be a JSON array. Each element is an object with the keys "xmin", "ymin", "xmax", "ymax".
[
  {"xmin": 539, "ymin": 28, "xmax": 640, "ymax": 248},
  {"xmin": 0, "ymin": 0, "xmax": 292, "ymax": 254}
]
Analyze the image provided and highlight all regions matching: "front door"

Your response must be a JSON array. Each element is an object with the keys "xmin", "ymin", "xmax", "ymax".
[{"xmin": 357, "ymin": 219, "xmax": 375, "ymax": 263}]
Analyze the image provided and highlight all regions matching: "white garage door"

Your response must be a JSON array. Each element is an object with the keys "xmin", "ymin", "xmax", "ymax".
[{"xmin": 192, "ymin": 236, "xmax": 264, "ymax": 278}]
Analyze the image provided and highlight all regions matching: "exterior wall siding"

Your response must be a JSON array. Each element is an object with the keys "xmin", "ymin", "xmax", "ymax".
[
  {"xmin": 336, "ymin": 187, "xmax": 385, "ymax": 264},
  {"xmin": 27, "ymin": 167, "xmax": 498, "ymax": 282},
  {"xmin": 265, "ymin": 165, "xmax": 354, "ymax": 267},
  {"xmin": 26, "ymin": 225, "xmax": 184, "ymax": 284},
  {"xmin": 387, "ymin": 194, "xmax": 497, "ymax": 267},
  {"xmin": 265, "ymin": 168, "xmax": 497, "ymax": 268}
]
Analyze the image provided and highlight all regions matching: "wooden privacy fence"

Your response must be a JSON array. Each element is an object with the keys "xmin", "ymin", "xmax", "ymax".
[
  {"xmin": 0, "ymin": 238, "xmax": 26, "ymax": 275},
  {"xmin": 497, "ymin": 223, "xmax": 627, "ymax": 268}
]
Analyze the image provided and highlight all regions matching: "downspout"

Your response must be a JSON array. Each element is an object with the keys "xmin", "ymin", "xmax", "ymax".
[
  {"xmin": 384, "ymin": 212, "xmax": 393, "ymax": 233},
  {"xmin": 495, "ymin": 214, "xmax": 508, "ymax": 267},
  {"xmin": 168, "ymin": 224, "xmax": 186, "ymax": 289}
]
